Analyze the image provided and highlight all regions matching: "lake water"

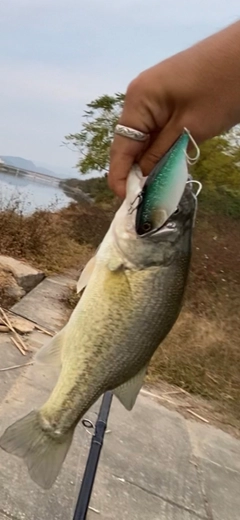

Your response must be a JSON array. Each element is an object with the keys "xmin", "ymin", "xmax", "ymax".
[{"xmin": 0, "ymin": 171, "xmax": 74, "ymax": 213}]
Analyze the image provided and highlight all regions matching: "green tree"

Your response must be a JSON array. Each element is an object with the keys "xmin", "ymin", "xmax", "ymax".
[
  {"xmin": 190, "ymin": 126, "xmax": 240, "ymax": 217},
  {"xmin": 64, "ymin": 92, "xmax": 240, "ymax": 213},
  {"xmin": 191, "ymin": 131, "xmax": 240, "ymax": 190},
  {"xmin": 64, "ymin": 93, "xmax": 125, "ymax": 175},
  {"xmin": 65, "ymin": 92, "xmax": 240, "ymax": 186}
]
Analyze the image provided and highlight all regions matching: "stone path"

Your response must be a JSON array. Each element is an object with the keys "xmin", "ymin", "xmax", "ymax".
[{"xmin": 0, "ymin": 275, "xmax": 239, "ymax": 520}]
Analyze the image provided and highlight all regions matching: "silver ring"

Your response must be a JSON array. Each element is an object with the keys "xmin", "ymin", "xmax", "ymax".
[{"xmin": 114, "ymin": 124, "xmax": 149, "ymax": 142}]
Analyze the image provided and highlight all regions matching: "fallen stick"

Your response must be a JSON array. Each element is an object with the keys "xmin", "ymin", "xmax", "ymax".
[
  {"xmin": 2, "ymin": 308, "xmax": 55, "ymax": 337},
  {"xmin": 0, "ymin": 362, "xmax": 33, "ymax": 372},
  {"xmin": 34, "ymin": 324, "xmax": 54, "ymax": 336},
  {"xmin": 187, "ymin": 409, "xmax": 209, "ymax": 423},
  {"xmin": 0, "ymin": 307, "xmax": 29, "ymax": 352},
  {"xmin": 179, "ymin": 387, "xmax": 190, "ymax": 395},
  {"xmin": 88, "ymin": 507, "xmax": 100, "ymax": 515},
  {"xmin": 162, "ymin": 390, "xmax": 187, "ymax": 397},
  {"xmin": 141, "ymin": 388, "xmax": 176, "ymax": 406},
  {"xmin": 10, "ymin": 336, "xmax": 26, "ymax": 356},
  {"xmin": 0, "ymin": 325, "xmax": 9, "ymax": 333}
]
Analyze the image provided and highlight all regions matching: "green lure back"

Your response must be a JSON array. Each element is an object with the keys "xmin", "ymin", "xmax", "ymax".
[{"xmin": 136, "ymin": 130, "xmax": 190, "ymax": 236}]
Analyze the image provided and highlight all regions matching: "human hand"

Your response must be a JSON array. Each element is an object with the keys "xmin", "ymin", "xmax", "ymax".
[{"xmin": 108, "ymin": 21, "xmax": 240, "ymax": 199}]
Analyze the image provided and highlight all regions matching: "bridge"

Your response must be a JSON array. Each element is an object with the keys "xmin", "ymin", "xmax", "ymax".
[
  {"xmin": 0, "ymin": 162, "xmax": 93, "ymax": 203},
  {"xmin": 0, "ymin": 162, "xmax": 61, "ymax": 187}
]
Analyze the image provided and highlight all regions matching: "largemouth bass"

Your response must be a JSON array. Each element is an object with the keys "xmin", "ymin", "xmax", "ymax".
[{"xmin": 0, "ymin": 164, "xmax": 197, "ymax": 490}]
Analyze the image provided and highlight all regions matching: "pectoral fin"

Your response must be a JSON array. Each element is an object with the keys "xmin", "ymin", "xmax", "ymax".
[
  {"xmin": 113, "ymin": 365, "xmax": 147, "ymax": 411},
  {"xmin": 76, "ymin": 255, "xmax": 96, "ymax": 294},
  {"xmin": 107, "ymin": 257, "xmax": 123, "ymax": 272}
]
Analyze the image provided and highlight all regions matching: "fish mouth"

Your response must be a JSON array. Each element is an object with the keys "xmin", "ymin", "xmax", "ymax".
[
  {"xmin": 136, "ymin": 210, "xmax": 179, "ymax": 239},
  {"xmin": 132, "ymin": 187, "xmax": 185, "ymax": 239},
  {"xmin": 131, "ymin": 176, "xmax": 202, "ymax": 239}
]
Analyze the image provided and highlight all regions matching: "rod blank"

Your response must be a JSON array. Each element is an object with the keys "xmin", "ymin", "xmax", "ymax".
[{"xmin": 73, "ymin": 392, "xmax": 113, "ymax": 520}]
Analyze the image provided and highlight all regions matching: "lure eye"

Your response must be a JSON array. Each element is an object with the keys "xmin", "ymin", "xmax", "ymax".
[{"xmin": 142, "ymin": 222, "xmax": 152, "ymax": 233}]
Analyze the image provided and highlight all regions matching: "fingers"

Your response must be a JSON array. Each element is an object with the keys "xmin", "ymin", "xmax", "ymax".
[
  {"xmin": 108, "ymin": 122, "xmax": 181, "ymax": 198},
  {"xmin": 108, "ymin": 78, "xmax": 154, "ymax": 199},
  {"xmin": 109, "ymin": 135, "xmax": 146, "ymax": 199},
  {"xmin": 108, "ymin": 77, "xmax": 182, "ymax": 199}
]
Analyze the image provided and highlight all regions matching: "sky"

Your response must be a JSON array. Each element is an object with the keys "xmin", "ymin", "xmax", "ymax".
[{"xmin": 0, "ymin": 1, "xmax": 239, "ymax": 175}]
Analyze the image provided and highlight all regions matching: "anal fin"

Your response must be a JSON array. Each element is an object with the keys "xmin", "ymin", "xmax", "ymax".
[
  {"xmin": 113, "ymin": 365, "xmax": 147, "ymax": 411},
  {"xmin": 34, "ymin": 329, "xmax": 65, "ymax": 368}
]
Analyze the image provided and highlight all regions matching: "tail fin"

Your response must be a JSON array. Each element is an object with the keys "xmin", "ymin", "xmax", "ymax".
[{"xmin": 0, "ymin": 411, "xmax": 74, "ymax": 489}]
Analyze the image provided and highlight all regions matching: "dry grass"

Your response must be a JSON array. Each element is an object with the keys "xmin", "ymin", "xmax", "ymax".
[
  {"xmin": 60, "ymin": 201, "xmax": 113, "ymax": 249},
  {"xmin": 148, "ymin": 210, "xmax": 240, "ymax": 422},
  {"xmin": 0, "ymin": 270, "xmax": 19, "ymax": 308},
  {"xmin": 0, "ymin": 200, "xmax": 111, "ymax": 274},
  {"xmin": 63, "ymin": 288, "xmax": 81, "ymax": 310},
  {"xmin": 148, "ymin": 295, "xmax": 240, "ymax": 419},
  {"xmin": 0, "ymin": 206, "xmax": 79, "ymax": 273}
]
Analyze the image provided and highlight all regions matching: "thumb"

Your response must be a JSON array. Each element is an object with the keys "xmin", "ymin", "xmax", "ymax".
[
  {"xmin": 139, "ymin": 121, "xmax": 183, "ymax": 177},
  {"xmin": 108, "ymin": 133, "xmax": 147, "ymax": 199}
]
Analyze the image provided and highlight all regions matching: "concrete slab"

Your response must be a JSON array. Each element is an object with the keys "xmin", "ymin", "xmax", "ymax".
[
  {"xmin": 0, "ymin": 334, "xmax": 32, "ymax": 404},
  {"xmin": 12, "ymin": 275, "xmax": 74, "ymax": 333},
  {"xmin": 88, "ymin": 470, "xmax": 204, "ymax": 520},
  {"xmin": 197, "ymin": 459, "xmax": 240, "ymax": 520},
  {"xmin": 98, "ymin": 395, "xmax": 207, "ymax": 518},
  {"xmin": 48, "ymin": 273, "xmax": 77, "ymax": 286},
  {"xmin": 25, "ymin": 329, "xmax": 50, "ymax": 351},
  {"xmin": 187, "ymin": 420, "xmax": 240, "ymax": 473}
]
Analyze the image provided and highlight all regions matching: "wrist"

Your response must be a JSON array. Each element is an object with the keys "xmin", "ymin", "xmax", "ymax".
[{"xmin": 189, "ymin": 21, "xmax": 240, "ymax": 128}]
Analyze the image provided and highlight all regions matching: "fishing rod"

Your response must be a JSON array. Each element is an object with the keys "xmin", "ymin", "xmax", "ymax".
[{"xmin": 73, "ymin": 391, "xmax": 113, "ymax": 520}]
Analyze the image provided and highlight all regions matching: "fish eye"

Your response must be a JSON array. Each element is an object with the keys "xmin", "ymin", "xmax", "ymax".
[{"xmin": 173, "ymin": 208, "xmax": 180, "ymax": 215}]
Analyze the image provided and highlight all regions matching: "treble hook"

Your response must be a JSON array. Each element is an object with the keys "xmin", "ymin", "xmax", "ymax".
[
  {"xmin": 183, "ymin": 127, "xmax": 200, "ymax": 165},
  {"xmin": 128, "ymin": 192, "xmax": 143, "ymax": 214},
  {"xmin": 186, "ymin": 179, "xmax": 203, "ymax": 198}
]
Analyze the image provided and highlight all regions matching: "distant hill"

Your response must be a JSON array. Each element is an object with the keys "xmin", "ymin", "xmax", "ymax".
[
  {"xmin": 35, "ymin": 161, "xmax": 78, "ymax": 179},
  {"xmin": 0, "ymin": 156, "xmax": 58, "ymax": 177}
]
